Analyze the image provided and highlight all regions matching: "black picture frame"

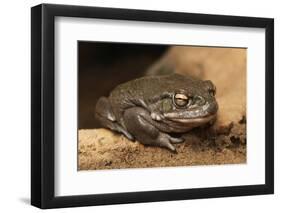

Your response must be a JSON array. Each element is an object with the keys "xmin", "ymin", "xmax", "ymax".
[{"xmin": 31, "ymin": 3, "xmax": 274, "ymax": 209}]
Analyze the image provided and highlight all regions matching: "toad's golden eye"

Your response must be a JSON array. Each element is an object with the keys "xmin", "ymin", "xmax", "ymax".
[{"xmin": 173, "ymin": 93, "xmax": 189, "ymax": 107}]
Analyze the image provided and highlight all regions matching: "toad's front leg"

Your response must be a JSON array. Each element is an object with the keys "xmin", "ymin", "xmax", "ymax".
[{"xmin": 123, "ymin": 107, "xmax": 183, "ymax": 152}]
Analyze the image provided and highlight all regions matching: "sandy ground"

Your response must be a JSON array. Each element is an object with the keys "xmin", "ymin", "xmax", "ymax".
[
  {"xmin": 79, "ymin": 125, "xmax": 246, "ymax": 170},
  {"xmin": 78, "ymin": 46, "xmax": 247, "ymax": 170}
]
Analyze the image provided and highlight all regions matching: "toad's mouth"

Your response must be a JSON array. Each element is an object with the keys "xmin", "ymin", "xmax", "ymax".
[{"xmin": 164, "ymin": 113, "xmax": 217, "ymax": 124}]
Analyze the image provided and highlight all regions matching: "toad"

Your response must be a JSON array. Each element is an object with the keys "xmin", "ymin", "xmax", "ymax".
[{"xmin": 95, "ymin": 74, "xmax": 218, "ymax": 152}]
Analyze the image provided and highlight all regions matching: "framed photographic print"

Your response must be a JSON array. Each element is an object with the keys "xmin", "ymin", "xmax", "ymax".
[{"xmin": 31, "ymin": 3, "xmax": 274, "ymax": 209}]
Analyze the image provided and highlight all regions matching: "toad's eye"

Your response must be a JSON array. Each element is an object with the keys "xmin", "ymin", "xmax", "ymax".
[{"xmin": 173, "ymin": 93, "xmax": 190, "ymax": 107}]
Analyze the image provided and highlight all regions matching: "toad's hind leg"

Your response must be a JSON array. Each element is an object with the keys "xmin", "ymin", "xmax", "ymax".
[
  {"xmin": 95, "ymin": 97, "xmax": 134, "ymax": 140},
  {"xmin": 123, "ymin": 107, "xmax": 180, "ymax": 152}
]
